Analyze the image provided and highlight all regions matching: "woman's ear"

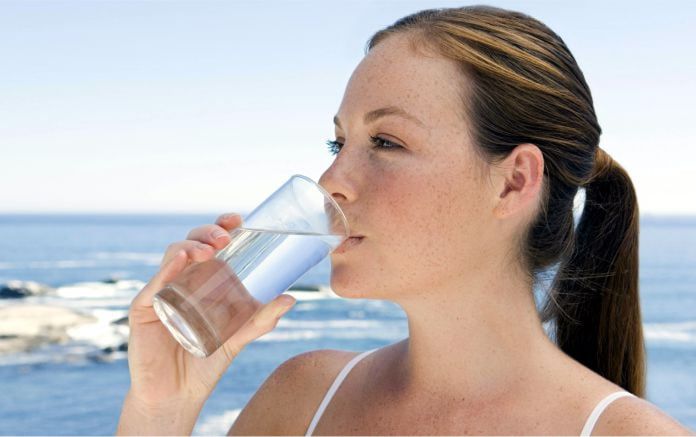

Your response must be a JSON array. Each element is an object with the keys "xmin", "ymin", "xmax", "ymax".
[{"xmin": 492, "ymin": 143, "xmax": 544, "ymax": 219}]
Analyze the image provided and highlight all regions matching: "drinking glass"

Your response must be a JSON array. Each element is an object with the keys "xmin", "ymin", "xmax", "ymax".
[{"xmin": 152, "ymin": 174, "xmax": 349, "ymax": 357}]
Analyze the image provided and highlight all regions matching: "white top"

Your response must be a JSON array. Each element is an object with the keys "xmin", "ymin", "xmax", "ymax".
[
  {"xmin": 304, "ymin": 348, "xmax": 636, "ymax": 436},
  {"xmin": 579, "ymin": 390, "xmax": 636, "ymax": 436},
  {"xmin": 305, "ymin": 348, "xmax": 379, "ymax": 436}
]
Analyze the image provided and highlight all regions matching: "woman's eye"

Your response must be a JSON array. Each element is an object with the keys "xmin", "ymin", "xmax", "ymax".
[
  {"xmin": 326, "ymin": 139, "xmax": 342, "ymax": 156},
  {"xmin": 369, "ymin": 136, "xmax": 402, "ymax": 151},
  {"xmin": 325, "ymin": 137, "xmax": 402, "ymax": 156}
]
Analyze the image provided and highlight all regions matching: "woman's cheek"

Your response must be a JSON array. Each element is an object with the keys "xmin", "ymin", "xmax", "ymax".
[{"xmin": 386, "ymin": 177, "xmax": 444, "ymax": 249}]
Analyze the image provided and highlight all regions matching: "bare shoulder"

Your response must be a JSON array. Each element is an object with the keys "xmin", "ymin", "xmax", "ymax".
[
  {"xmin": 227, "ymin": 348, "xmax": 360, "ymax": 436},
  {"xmin": 592, "ymin": 394, "xmax": 694, "ymax": 435}
]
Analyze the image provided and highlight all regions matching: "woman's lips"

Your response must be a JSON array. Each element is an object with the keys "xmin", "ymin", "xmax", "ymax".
[{"xmin": 334, "ymin": 236, "xmax": 364, "ymax": 253}]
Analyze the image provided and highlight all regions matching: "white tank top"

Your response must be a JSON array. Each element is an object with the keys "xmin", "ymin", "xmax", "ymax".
[{"xmin": 304, "ymin": 348, "xmax": 636, "ymax": 436}]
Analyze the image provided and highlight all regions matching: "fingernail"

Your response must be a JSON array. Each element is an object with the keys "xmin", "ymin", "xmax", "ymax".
[
  {"xmin": 212, "ymin": 229, "xmax": 229, "ymax": 240},
  {"xmin": 278, "ymin": 294, "xmax": 295, "ymax": 307},
  {"xmin": 222, "ymin": 213, "xmax": 241, "ymax": 221}
]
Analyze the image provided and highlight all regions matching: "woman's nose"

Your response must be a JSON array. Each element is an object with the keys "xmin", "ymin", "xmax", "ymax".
[{"xmin": 318, "ymin": 164, "xmax": 356, "ymax": 205}]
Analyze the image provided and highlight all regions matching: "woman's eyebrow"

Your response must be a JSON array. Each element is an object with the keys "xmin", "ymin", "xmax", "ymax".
[{"xmin": 333, "ymin": 106, "xmax": 427, "ymax": 129}]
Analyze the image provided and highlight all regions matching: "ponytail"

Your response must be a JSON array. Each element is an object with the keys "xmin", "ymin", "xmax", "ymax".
[
  {"xmin": 542, "ymin": 148, "xmax": 646, "ymax": 396},
  {"xmin": 365, "ymin": 5, "xmax": 647, "ymax": 397}
]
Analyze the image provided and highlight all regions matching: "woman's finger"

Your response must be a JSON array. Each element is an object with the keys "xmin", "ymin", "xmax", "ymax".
[
  {"xmin": 131, "ymin": 249, "xmax": 189, "ymax": 313},
  {"xmin": 215, "ymin": 213, "xmax": 243, "ymax": 231},
  {"xmin": 185, "ymin": 224, "xmax": 232, "ymax": 249},
  {"xmin": 160, "ymin": 240, "xmax": 216, "ymax": 267},
  {"xmin": 215, "ymin": 293, "xmax": 296, "ymax": 362}
]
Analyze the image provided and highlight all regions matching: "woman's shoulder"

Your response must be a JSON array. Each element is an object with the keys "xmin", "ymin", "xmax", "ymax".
[
  {"xmin": 563, "ymin": 359, "xmax": 693, "ymax": 435},
  {"xmin": 227, "ymin": 348, "xmax": 361, "ymax": 436},
  {"xmin": 277, "ymin": 348, "xmax": 363, "ymax": 376},
  {"xmin": 589, "ymin": 393, "xmax": 694, "ymax": 435}
]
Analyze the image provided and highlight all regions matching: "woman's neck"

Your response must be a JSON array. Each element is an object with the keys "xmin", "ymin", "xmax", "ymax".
[{"xmin": 388, "ymin": 261, "xmax": 558, "ymax": 403}]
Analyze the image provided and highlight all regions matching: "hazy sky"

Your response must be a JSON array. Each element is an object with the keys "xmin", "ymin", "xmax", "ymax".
[{"xmin": 1, "ymin": 0, "xmax": 694, "ymax": 214}]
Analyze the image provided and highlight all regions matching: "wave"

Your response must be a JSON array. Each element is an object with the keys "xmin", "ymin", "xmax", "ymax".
[
  {"xmin": 66, "ymin": 308, "xmax": 130, "ymax": 349},
  {"xmin": 261, "ymin": 318, "xmax": 406, "ymax": 342},
  {"xmin": 2, "ymin": 274, "xmax": 693, "ymax": 368},
  {"xmin": 92, "ymin": 252, "xmax": 162, "ymax": 263},
  {"xmin": 0, "ymin": 260, "xmax": 102, "ymax": 269},
  {"xmin": 0, "ymin": 342, "xmax": 128, "ymax": 367},
  {"xmin": 644, "ymin": 321, "xmax": 696, "ymax": 344},
  {"xmin": 257, "ymin": 329, "xmax": 405, "ymax": 342},
  {"xmin": 286, "ymin": 289, "xmax": 337, "ymax": 300},
  {"xmin": 278, "ymin": 319, "xmax": 389, "ymax": 329},
  {"xmin": 55, "ymin": 280, "xmax": 144, "ymax": 299},
  {"xmin": 38, "ymin": 297, "xmax": 135, "ymax": 308},
  {"xmin": 194, "ymin": 409, "xmax": 241, "ymax": 436},
  {"xmin": 0, "ymin": 252, "xmax": 162, "ymax": 270}
]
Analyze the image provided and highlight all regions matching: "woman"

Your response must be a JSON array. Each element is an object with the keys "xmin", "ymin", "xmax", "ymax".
[{"xmin": 117, "ymin": 5, "xmax": 693, "ymax": 435}]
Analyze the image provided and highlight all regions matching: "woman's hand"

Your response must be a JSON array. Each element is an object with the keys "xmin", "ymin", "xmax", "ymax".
[{"xmin": 117, "ymin": 213, "xmax": 296, "ymax": 435}]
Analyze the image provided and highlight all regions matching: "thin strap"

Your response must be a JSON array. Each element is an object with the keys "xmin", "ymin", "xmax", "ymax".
[
  {"xmin": 579, "ymin": 391, "xmax": 636, "ymax": 436},
  {"xmin": 305, "ymin": 348, "xmax": 379, "ymax": 436}
]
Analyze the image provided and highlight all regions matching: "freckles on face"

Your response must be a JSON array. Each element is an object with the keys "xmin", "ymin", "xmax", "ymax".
[
  {"xmin": 330, "ymin": 153, "xmax": 487, "ymax": 298},
  {"xmin": 328, "ymin": 33, "xmax": 491, "ymax": 296},
  {"xmin": 380, "ymin": 152, "xmax": 487, "ymax": 280}
]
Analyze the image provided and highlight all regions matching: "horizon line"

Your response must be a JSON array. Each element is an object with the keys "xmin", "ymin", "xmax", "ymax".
[{"xmin": 0, "ymin": 211, "xmax": 695, "ymax": 219}]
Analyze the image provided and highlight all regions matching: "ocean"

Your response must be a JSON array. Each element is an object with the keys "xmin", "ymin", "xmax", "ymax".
[{"xmin": 0, "ymin": 213, "xmax": 694, "ymax": 434}]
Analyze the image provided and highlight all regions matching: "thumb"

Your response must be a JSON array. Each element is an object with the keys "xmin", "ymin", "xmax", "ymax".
[{"xmin": 216, "ymin": 293, "xmax": 296, "ymax": 361}]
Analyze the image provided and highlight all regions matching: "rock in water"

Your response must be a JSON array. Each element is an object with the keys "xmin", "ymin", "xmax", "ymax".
[
  {"xmin": 0, "ymin": 280, "xmax": 54, "ymax": 299},
  {"xmin": 111, "ymin": 316, "xmax": 129, "ymax": 326},
  {"xmin": 0, "ymin": 305, "xmax": 97, "ymax": 354}
]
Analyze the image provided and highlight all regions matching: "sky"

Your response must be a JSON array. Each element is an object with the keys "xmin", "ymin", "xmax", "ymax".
[{"xmin": 1, "ymin": 0, "xmax": 694, "ymax": 215}]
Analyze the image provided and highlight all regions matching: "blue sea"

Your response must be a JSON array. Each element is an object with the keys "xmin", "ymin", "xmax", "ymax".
[{"xmin": 0, "ymin": 213, "xmax": 694, "ymax": 434}]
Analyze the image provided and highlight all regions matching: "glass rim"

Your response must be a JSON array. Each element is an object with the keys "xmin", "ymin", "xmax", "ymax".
[{"xmin": 290, "ymin": 174, "xmax": 350, "ymax": 238}]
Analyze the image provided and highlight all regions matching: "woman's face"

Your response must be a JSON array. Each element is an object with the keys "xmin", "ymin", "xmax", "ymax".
[{"xmin": 319, "ymin": 34, "xmax": 498, "ymax": 301}]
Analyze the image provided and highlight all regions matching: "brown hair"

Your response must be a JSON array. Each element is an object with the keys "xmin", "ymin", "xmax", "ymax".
[{"xmin": 367, "ymin": 5, "xmax": 645, "ymax": 396}]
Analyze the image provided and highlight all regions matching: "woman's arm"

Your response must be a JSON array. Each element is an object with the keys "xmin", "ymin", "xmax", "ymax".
[
  {"xmin": 592, "ymin": 395, "xmax": 694, "ymax": 435},
  {"xmin": 116, "ymin": 213, "xmax": 297, "ymax": 436},
  {"xmin": 228, "ymin": 349, "xmax": 353, "ymax": 436},
  {"xmin": 117, "ymin": 391, "xmax": 206, "ymax": 436}
]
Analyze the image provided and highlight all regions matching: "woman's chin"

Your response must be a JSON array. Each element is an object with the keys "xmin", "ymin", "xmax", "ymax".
[{"xmin": 329, "ymin": 270, "xmax": 373, "ymax": 299}]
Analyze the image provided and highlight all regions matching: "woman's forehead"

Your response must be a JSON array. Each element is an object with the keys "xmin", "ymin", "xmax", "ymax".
[{"xmin": 336, "ymin": 34, "xmax": 465, "ymax": 131}]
